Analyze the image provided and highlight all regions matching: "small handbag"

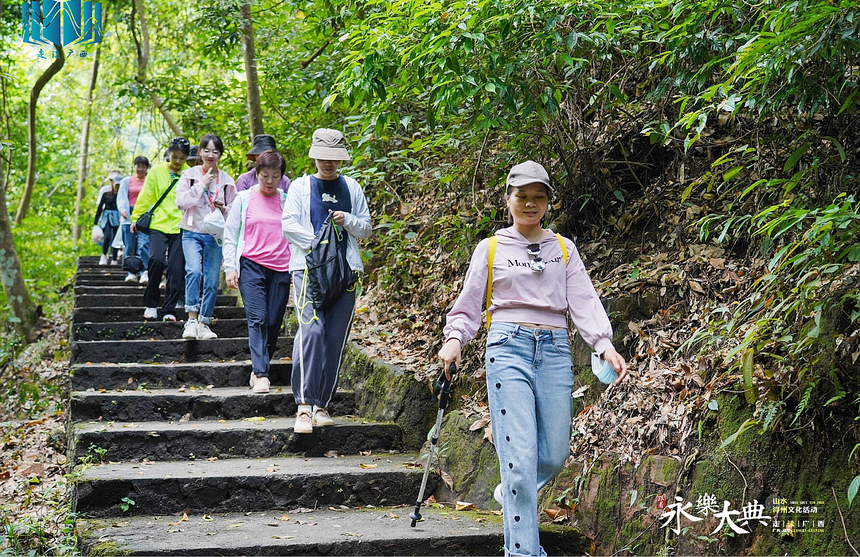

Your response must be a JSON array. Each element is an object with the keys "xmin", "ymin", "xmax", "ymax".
[
  {"xmin": 122, "ymin": 233, "xmax": 144, "ymax": 274},
  {"xmin": 135, "ymin": 176, "xmax": 179, "ymax": 234}
]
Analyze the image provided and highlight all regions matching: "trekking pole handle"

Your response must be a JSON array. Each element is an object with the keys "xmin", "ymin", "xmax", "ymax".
[{"xmin": 437, "ymin": 363, "xmax": 456, "ymax": 411}]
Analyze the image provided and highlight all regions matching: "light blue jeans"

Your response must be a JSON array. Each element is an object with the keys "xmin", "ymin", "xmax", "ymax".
[
  {"xmin": 486, "ymin": 322, "xmax": 574, "ymax": 557},
  {"xmin": 182, "ymin": 230, "xmax": 222, "ymax": 323}
]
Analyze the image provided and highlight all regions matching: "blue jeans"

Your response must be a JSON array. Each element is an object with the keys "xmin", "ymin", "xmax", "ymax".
[
  {"xmin": 121, "ymin": 222, "xmax": 150, "ymax": 268},
  {"xmin": 486, "ymin": 322, "xmax": 574, "ymax": 557},
  {"xmin": 182, "ymin": 230, "xmax": 222, "ymax": 323}
]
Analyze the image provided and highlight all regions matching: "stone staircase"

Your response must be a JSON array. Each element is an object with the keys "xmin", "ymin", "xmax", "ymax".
[{"xmin": 69, "ymin": 256, "xmax": 506, "ymax": 556}]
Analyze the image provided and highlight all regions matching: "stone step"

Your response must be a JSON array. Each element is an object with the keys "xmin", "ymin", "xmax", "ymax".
[
  {"xmin": 73, "ymin": 305, "xmax": 247, "ymax": 324},
  {"xmin": 75, "ymin": 285, "xmax": 148, "ymax": 296},
  {"xmin": 72, "ymin": 417, "xmax": 403, "ymax": 462},
  {"xmin": 71, "ymin": 386, "xmax": 354, "ymax": 422},
  {"xmin": 72, "ymin": 319, "xmax": 251, "ymax": 341},
  {"xmin": 76, "ymin": 505, "xmax": 509, "ymax": 557},
  {"xmin": 71, "ymin": 360, "xmax": 293, "ymax": 390},
  {"xmin": 75, "ymin": 294, "xmax": 238, "ymax": 308},
  {"xmin": 73, "ymin": 454, "xmax": 433, "ymax": 517},
  {"xmin": 71, "ymin": 337, "xmax": 292, "ymax": 364}
]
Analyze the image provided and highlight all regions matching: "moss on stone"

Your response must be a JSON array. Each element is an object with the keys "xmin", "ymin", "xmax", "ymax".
[
  {"xmin": 339, "ymin": 344, "xmax": 435, "ymax": 448},
  {"xmin": 435, "ymin": 410, "xmax": 500, "ymax": 508}
]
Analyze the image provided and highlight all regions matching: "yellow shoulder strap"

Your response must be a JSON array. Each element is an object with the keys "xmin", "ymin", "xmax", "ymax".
[
  {"xmin": 486, "ymin": 236, "xmax": 498, "ymax": 328},
  {"xmin": 556, "ymin": 233, "xmax": 569, "ymax": 264}
]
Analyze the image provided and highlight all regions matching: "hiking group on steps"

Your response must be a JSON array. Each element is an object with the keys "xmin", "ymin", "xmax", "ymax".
[{"xmin": 95, "ymin": 128, "xmax": 630, "ymax": 557}]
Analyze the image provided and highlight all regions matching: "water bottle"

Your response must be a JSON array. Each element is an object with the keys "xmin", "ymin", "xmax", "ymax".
[{"xmin": 591, "ymin": 352, "xmax": 618, "ymax": 384}]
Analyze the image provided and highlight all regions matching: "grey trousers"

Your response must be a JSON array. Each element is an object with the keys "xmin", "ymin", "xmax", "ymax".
[{"xmin": 291, "ymin": 270, "xmax": 356, "ymax": 408}]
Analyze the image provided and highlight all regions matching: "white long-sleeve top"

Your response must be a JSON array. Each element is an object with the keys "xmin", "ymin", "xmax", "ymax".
[{"xmin": 281, "ymin": 174, "xmax": 372, "ymax": 272}]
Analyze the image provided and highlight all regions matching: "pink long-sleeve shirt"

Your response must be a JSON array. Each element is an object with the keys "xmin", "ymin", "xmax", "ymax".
[{"xmin": 443, "ymin": 227, "xmax": 615, "ymax": 355}]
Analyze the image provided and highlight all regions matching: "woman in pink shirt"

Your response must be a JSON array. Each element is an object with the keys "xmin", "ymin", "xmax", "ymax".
[
  {"xmin": 118, "ymin": 156, "xmax": 151, "ymax": 283},
  {"xmin": 439, "ymin": 161, "xmax": 628, "ymax": 557},
  {"xmin": 223, "ymin": 150, "xmax": 291, "ymax": 394}
]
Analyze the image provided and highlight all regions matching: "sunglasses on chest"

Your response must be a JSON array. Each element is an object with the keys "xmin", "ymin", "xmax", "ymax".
[{"xmin": 526, "ymin": 243, "xmax": 546, "ymax": 273}]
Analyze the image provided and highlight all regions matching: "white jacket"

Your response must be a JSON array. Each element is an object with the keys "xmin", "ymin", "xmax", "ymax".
[
  {"xmin": 223, "ymin": 186, "xmax": 288, "ymax": 277},
  {"xmin": 281, "ymin": 174, "xmax": 372, "ymax": 272}
]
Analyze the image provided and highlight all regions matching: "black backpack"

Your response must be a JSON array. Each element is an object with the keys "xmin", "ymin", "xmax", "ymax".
[{"xmin": 305, "ymin": 214, "xmax": 357, "ymax": 309}]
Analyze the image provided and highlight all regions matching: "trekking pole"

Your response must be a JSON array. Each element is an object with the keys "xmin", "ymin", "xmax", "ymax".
[{"xmin": 410, "ymin": 362, "xmax": 456, "ymax": 527}]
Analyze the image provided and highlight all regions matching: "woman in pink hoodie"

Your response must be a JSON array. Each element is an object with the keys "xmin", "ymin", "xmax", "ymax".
[{"xmin": 439, "ymin": 161, "xmax": 628, "ymax": 557}]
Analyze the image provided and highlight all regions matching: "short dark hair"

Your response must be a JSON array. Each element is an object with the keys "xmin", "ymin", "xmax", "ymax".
[
  {"xmin": 198, "ymin": 133, "xmax": 224, "ymax": 155},
  {"xmin": 255, "ymin": 150, "xmax": 286, "ymax": 175},
  {"xmin": 167, "ymin": 137, "xmax": 191, "ymax": 156},
  {"xmin": 133, "ymin": 156, "xmax": 150, "ymax": 168}
]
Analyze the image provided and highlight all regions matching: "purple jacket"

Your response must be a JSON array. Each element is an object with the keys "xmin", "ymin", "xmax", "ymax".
[{"xmin": 235, "ymin": 168, "xmax": 291, "ymax": 194}]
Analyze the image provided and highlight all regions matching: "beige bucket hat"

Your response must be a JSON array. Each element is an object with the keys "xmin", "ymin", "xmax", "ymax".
[{"xmin": 308, "ymin": 128, "xmax": 351, "ymax": 161}]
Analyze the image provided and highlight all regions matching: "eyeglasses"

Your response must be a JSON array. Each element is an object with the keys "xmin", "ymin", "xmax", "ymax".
[
  {"xmin": 201, "ymin": 148, "xmax": 221, "ymax": 156},
  {"xmin": 526, "ymin": 243, "xmax": 546, "ymax": 273}
]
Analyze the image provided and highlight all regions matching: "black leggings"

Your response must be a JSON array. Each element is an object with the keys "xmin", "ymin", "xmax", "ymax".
[{"xmin": 102, "ymin": 223, "xmax": 119, "ymax": 259}]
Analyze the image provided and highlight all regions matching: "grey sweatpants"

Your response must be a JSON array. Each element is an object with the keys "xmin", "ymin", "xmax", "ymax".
[{"xmin": 291, "ymin": 270, "xmax": 356, "ymax": 408}]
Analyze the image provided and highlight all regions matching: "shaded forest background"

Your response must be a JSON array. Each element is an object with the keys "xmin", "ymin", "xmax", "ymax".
[{"xmin": 1, "ymin": 0, "xmax": 859, "ymax": 554}]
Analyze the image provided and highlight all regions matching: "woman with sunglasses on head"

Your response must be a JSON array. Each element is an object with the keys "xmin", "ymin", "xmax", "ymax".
[
  {"xmin": 131, "ymin": 137, "xmax": 190, "ymax": 321},
  {"xmin": 176, "ymin": 133, "xmax": 236, "ymax": 340},
  {"xmin": 438, "ymin": 160, "xmax": 628, "ymax": 557}
]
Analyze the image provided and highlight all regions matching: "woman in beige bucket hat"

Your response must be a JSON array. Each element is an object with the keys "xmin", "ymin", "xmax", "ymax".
[{"xmin": 282, "ymin": 128, "xmax": 372, "ymax": 433}]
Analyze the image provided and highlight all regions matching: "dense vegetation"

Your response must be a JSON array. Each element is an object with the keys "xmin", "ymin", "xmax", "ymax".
[{"xmin": 1, "ymin": 0, "xmax": 859, "ymax": 554}]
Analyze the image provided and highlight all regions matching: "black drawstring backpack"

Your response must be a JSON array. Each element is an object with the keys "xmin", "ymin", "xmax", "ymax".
[
  {"xmin": 305, "ymin": 214, "xmax": 357, "ymax": 309},
  {"xmin": 122, "ymin": 233, "xmax": 145, "ymax": 274}
]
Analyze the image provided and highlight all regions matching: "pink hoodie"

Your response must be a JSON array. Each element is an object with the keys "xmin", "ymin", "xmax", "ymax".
[{"xmin": 443, "ymin": 227, "xmax": 615, "ymax": 355}]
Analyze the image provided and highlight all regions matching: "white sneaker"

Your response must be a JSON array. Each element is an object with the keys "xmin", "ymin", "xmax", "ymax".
[
  {"xmin": 98, "ymin": 254, "xmax": 108, "ymax": 265},
  {"xmin": 138, "ymin": 271, "xmax": 149, "ymax": 285},
  {"xmin": 124, "ymin": 273, "xmax": 138, "ymax": 283},
  {"xmin": 162, "ymin": 314, "xmax": 176, "ymax": 322},
  {"xmin": 196, "ymin": 322, "xmax": 217, "ymax": 340},
  {"xmin": 159, "ymin": 279, "xmax": 166, "ymax": 289},
  {"xmin": 294, "ymin": 405, "xmax": 313, "ymax": 433},
  {"xmin": 109, "ymin": 259, "xmax": 119, "ymax": 265},
  {"xmin": 143, "ymin": 307, "xmax": 158, "ymax": 319},
  {"xmin": 182, "ymin": 319, "xmax": 198, "ymax": 339},
  {"xmin": 312, "ymin": 406, "xmax": 335, "ymax": 427},
  {"xmin": 494, "ymin": 484, "xmax": 504, "ymax": 508},
  {"xmin": 253, "ymin": 376, "xmax": 270, "ymax": 394}
]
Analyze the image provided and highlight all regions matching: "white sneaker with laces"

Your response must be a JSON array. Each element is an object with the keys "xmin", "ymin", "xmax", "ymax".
[
  {"xmin": 162, "ymin": 314, "xmax": 176, "ymax": 322},
  {"xmin": 294, "ymin": 405, "xmax": 313, "ymax": 433},
  {"xmin": 196, "ymin": 322, "xmax": 217, "ymax": 340},
  {"xmin": 182, "ymin": 319, "xmax": 198, "ymax": 339},
  {"xmin": 138, "ymin": 271, "xmax": 149, "ymax": 285},
  {"xmin": 98, "ymin": 254, "xmax": 108, "ymax": 265},
  {"xmin": 312, "ymin": 406, "xmax": 335, "ymax": 427},
  {"xmin": 143, "ymin": 307, "xmax": 158, "ymax": 319},
  {"xmin": 124, "ymin": 273, "xmax": 138, "ymax": 283}
]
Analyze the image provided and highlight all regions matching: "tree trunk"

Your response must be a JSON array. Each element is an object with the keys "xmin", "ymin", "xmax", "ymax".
[
  {"xmin": 132, "ymin": 0, "xmax": 183, "ymax": 137},
  {"xmin": 0, "ymin": 80, "xmax": 39, "ymax": 341},
  {"xmin": 15, "ymin": 45, "xmax": 65, "ymax": 225},
  {"xmin": 74, "ymin": 38, "xmax": 103, "ymax": 241},
  {"xmin": 240, "ymin": 3, "xmax": 264, "ymax": 140}
]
